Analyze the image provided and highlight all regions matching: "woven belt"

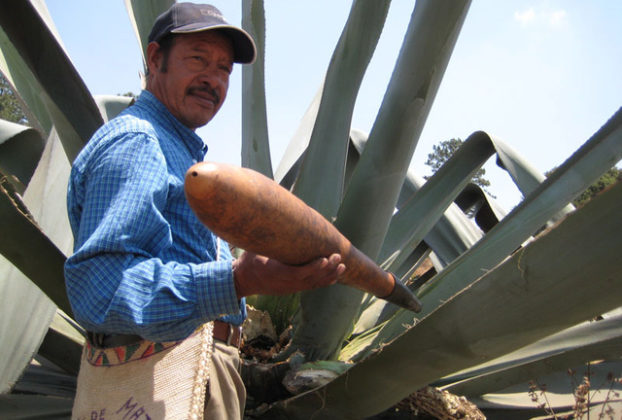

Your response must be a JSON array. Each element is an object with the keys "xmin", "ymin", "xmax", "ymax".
[
  {"xmin": 88, "ymin": 320, "xmax": 242, "ymax": 349},
  {"xmin": 213, "ymin": 320, "xmax": 242, "ymax": 348}
]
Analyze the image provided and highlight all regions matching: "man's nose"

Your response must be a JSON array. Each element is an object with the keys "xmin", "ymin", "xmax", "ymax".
[{"xmin": 197, "ymin": 65, "xmax": 225, "ymax": 87}]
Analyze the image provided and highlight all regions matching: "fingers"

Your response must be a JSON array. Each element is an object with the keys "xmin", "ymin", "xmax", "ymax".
[
  {"xmin": 310, "ymin": 254, "xmax": 343, "ymax": 276},
  {"xmin": 331, "ymin": 254, "xmax": 346, "ymax": 276},
  {"xmin": 319, "ymin": 254, "xmax": 346, "ymax": 274},
  {"xmin": 303, "ymin": 253, "xmax": 345, "ymax": 288},
  {"xmin": 233, "ymin": 252, "xmax": 347, "ymax": 298}
]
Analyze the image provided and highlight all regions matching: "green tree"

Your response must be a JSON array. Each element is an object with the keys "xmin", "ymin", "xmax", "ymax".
[
  {"xmin": 573, "ymin": 167, "xmax": 621, "ymax": 206},
  {"xmin": 0, "ymin": 73, "xmax": 27, "ymax": 124},
  {"xmin": 425, "ymin": 137, "xmax": 495, "ymax": 216},
  {"xmin": 548, "ymin": 166, "xmax": 621, "ymax": 207},
  {"xmin": 425, "ymin": 137, "xmax": 491, "ymax": 189}
]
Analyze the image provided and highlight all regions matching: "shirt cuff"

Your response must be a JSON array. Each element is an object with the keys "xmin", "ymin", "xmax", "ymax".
[{"xmin": 193, "ymin": 259, "xmax": 242, "ymax": 320}]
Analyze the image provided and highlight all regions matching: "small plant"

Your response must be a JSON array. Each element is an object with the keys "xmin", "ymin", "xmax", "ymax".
[
  {"xmin": 568, "ymin": 368, "xmax": 591, "ymax": 418},
  {"xmin": 599, "ymin": 372, "xmax": 622, "ymax": 419},
  {"xmin": 528, "ymin": 379, "xmax": 558, "ymax": 419},
  {"xmin": 529, "ymin": 363, "xmax": 621, "ymax": 419}
]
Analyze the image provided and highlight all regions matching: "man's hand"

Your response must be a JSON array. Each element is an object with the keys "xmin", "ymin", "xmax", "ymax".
[{"xmin": 232, "ymin": 252, "xmax": 346, "ymax": 299}]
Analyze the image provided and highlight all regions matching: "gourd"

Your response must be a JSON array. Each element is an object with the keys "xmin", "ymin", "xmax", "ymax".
[{"xmin": 185, "ymin": 162, "xmax": 421, "ymax": 313}]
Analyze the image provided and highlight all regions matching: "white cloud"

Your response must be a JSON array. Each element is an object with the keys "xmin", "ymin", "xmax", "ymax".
[
  {"xmin": 549, "ymin": 9, "xmax": 567, "ymax": 26},
  {"xmin": 514, "ymin": 8, "xmax": 536, "ymax": 24},
  {"xmin": 514, "ymin": 7, "xmax": 567, "ymax": 27}
]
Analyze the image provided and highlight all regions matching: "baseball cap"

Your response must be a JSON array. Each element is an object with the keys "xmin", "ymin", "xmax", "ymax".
[{"xmin": 148, "ymin": 2, "xmax": 256, "ymax": 64}]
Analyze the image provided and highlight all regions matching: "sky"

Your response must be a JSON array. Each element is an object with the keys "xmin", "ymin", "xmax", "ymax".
[{"xmin": 45, "ymin": 1, "xmax": 622, "ymax": 211}]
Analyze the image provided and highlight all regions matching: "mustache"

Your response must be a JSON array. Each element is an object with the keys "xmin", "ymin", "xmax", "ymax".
[{"xmin": 188, "ymin": 86, "xmax": 220, "ymax": 104}]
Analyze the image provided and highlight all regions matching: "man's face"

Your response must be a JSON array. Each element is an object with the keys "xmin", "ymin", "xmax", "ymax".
[{"xmin": 146, "ymin": 31, "xmax": 234, "ymax": 130}]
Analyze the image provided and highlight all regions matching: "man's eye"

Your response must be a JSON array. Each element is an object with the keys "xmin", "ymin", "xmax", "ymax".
[
  {"xmin": 185, "ymin": 56, "xmax": 204, "ymax": 64},
  {"xmin": 185, "ymin": 56, "xmax": 207, "ymax": 71}
]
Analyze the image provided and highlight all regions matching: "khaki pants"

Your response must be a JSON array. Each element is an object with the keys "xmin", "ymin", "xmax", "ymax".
[
  {"xmin": 72, "ymin": 327, "xmax": 245, "ymax": 420},
  {"xmin": 204, "ymin": 341, "xmax": 246, "ymax": 419}
]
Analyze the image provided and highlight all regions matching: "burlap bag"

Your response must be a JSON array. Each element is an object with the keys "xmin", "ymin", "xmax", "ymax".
[{"xmin": 72, "ymin": 322, "xmax": 213, "ymax": 420}]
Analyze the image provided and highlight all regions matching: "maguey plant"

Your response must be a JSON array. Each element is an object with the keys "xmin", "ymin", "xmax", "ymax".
[{"xmin": 0, "ymin": 1, "xmax": 620, "ymax": 418}]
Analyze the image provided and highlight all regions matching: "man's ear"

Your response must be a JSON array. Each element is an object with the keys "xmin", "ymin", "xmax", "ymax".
[{"xmin": 146, "ymin": 42, "xmax": 162, "ymax": 74}]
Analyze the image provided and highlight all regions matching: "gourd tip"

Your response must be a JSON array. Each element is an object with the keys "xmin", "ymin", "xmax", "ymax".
[{"xmin": 384, "ymin": 277, "xmax": 422, "ymax": 313}]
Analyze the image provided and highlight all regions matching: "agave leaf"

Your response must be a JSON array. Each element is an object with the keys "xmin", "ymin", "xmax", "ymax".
[
  {"xmin": 473, "ymin": 359, "xmax": 622, "ymax": 416},
  {"xmin": 283, "ymin": 0, "xmax": 471, "ymax": 362},
  {"xmin": 264, "ymin": 178, "xmax": 622, "ymax": 419},
  {"xmin": 124, "ymin": 0, "xmax": 174, "ymax": 67},
  {"xmin": 0, "ymin": 173, "xmax": 69, "ymax": 314},
  {"xmin": 10, "ymin": 359, "xmax": 77, "ymax": 399},
  {"xmin": 392, "ymin": 171, "xmax": 484, "ymax": 267},
  {"xmin": 16, "ymin": 131, "xmax": 74, "ymax": 258},
  {"xmin": 442, "ymin": 313, "xmax": 622, "ymax": 397},
  {"xmin": 0, "ymin": 79, "xmax": 129, "ymax": 403},
  {"xmin": 378, "ymin": 131, "xmax": 497, "ymax": 265},
  {"xmin": 350, "ymin": 243, "xmax": 431, "ymax": 336},
  {"xmin": 274, "ymin": 83, "xmax": 324, "ymax": 187},
  {"xmin": 352, "ymin": 108, "xmax": 622, "ymax": 359},
  {"xmin": 250, "ymin": 86, "xmax": 324, "ymax": 332},
  {"xmin": 241, "ymin": 0, "xmax": 272, "ymax": 177},
  {"xmin": 0, "ymin": 394, "xmax": 72, "ymax": 419},
  {"xmin": 0, "ymin": 92, "xmax": 130, "ymax": 195},
  {"xmin": 343, "ymin": 127, "xmax": 573, "ymax": 358},
  {"xmin": 349, "ymin": 125, "xmax": 484, "ymax": 270},
  {"xmin": 379, "ymin": 131, "xmax": 566, "ymax": 268},
  {"xmin": 93, "ymin": 95, "xmax": 134, "ymax": 123},
  {"xmin": 292, "ymin": 0, "xmax": 390, "ymax": 218},
  {"xmin": 0, "ymin": 251, "xmax": 56, "ymax": 394},
  {"xmin": 455, "ymin": 183, "xmax": 507, "ymax": 232},
  {"xmin": 411, "ymin": 108, "xmax": 622, "ymax": 295},
  {"xmin": 0, "ymin": 0, "xmax": 65, "ymax": 136},
  {"xmin": 275, "ymin": 94, "xmax": 365, "ymax": 192},
  {"xmin": 0, "ymin": 0, "xmax": 103, "ymax": 161},
  {"xmin": 346, "ymin": 199, "xmax": 483, "ymax": 343},
  {"xmin": 274, "ymin": 0, "xmax": 391, "ymax": 361},
  {"xmin": 336, "ymin": 0, "xmax": 471, "ymax": 256},
  {"xmin": 0, "ymin": 119, "xmax": 45, "ymax": 191},
  {"xmin": 355, "ymin": 181, "xmax": 504, "ymax": 330},
  {"xmin": 492, "ymin": 135, "xmax": 575, "ymax": 226},
  {"xmin": 351, "ymin": 131, "xmax": 487, "ymax": 352},
  {"xmin": 384, "ymin": 241, "xmax": 432, "ymax": 285},
  {"xmin": 38, "ymin": 311, "xmax": 84, "ymax": 376},
  {"xmin": 0, "ymin": 128, "xmax": 74, "ymax": 392},
  {"xmin": 0, "ymin": 28, "xmax": 51, "ymax": 137},
  {"xmin": 338, "ymin": 129, "xmax": 486, "ymax": 354}
]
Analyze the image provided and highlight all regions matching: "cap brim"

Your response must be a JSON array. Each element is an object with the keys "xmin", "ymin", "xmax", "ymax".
[{"xmin": 171, "ymin": 24, "xmax": 257, "ymax": 64}]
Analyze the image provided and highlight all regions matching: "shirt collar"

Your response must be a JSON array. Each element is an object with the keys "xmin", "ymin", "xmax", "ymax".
[{"xmin": 136, "ymin": 90, "xmax": 208, "ymax": 160}]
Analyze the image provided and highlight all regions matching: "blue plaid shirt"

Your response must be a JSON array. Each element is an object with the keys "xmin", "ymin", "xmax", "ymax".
[{"xmin": 65, "ymin": 90, "xmax": 245, "ymax": 342}]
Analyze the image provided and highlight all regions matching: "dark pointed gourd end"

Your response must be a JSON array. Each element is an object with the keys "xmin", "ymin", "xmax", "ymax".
[{"xmin": 384, "ymin": 274, "xmax": 422, "ymax": 313}]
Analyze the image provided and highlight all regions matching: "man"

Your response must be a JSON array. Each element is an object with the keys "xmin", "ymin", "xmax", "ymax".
[{"xmin": 65, "ymin": 3, "xmax": 344, "ymax": 419}]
